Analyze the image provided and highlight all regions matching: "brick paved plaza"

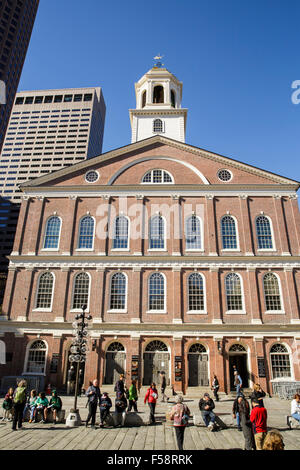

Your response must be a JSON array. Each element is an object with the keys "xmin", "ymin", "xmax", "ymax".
[{"xmin": 0, "ymin": 392, "xmax": 299, "ymax": 451}]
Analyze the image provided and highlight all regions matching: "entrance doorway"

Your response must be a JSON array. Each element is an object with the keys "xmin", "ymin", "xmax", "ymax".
[
  {"xmin": 143, "ymin": 340, "xmax": 170, "ymax": 386},
  {"xmin": 188, "ymin": 343, "xmax": 209, "ymax": 386},
  {"xmin": 105, "ymin": 342, "xmax": 126, "ymax": 384},
  {"xmin": 229, "ymin": 344, "xmax": 249, "ymax": 390}
]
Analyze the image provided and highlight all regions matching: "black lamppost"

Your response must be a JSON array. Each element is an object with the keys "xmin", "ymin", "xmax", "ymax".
[{"xmin": 66, "ymin": 305, "xmax": 92, "ymax": 427}]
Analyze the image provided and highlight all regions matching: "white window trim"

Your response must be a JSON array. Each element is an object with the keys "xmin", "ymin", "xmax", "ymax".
[
  {"xmin": 270, "ymin": 342, "xmax": 294, "ymax": 381},
  {"xmin": 187, "ymin": 272, "xmax": 207, "ymax": 314},
  {"xmin": 33, "ymin": 271, "xmax": 55, "ymax": 312},
  {"xmin": 148, "ymin": 214, "xmax": 167, "ymax": 251},
  {"xmin": 85, "ymin": 170, "xmax": 99, "ymax": 184},
  {"xmin": 220, "ymin": 214, "xmax": 240, "ymax": 251},
  {"xmin": 185, "ymin": 215, "xmax": 204, "ymax": 252},
  {"xmin": 263, "ymin": 272, "xmax": 285, "ymax": 314},
  {"xmin": 42, "ymin": 215, "xmax": 62, "ymax": 251},
  {"xmin": 112, "ymin": 215, "xmax": 130, "ymax": 251},
  {"xmin": 23, "ymin": 339, "xmax": 48, "ymax": 376},
  {"xmin": 70, "ymin": 271, "xmax": 91, "ymax": 313},
  {"xmin": 141, "ymin": 168, "xmax": 174, "ymax": 185},
  {"xmin": 76, "ymin": 215, "xmax": 96, "ymax": 251},
  {"xmin": 225, "ymin": 272, "xmax": 246, "ymax": 313},
  {"xmin": 255, "ymin": 214, "xmax": 276, "ymax": 251},
  {"xmin": 147, "ymin": 272, "xmax": 167, "ymax": 313},
  {"xmin": 108, "ymin": 271, "xmax": 128, "ymax": 313}
]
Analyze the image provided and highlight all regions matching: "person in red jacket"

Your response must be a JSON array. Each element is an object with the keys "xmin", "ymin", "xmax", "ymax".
[
  {"xmin": 250, "ymin": 398, "xmax": 268, "ymax": 450},
  {"xmin": 144, "ymin": 382, "xmax": 158, "ymax": 425}
]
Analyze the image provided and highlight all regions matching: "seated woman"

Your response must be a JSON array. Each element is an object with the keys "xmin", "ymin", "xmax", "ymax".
[
  {"xmin": 23, "ymin": 389, "xmax": 37, "ymax": 423},
  {"xmin": 99, "ymin": 392, "xmax": 112, "ymax": 427},
  {"xmin": 48, "ymin": 390, "xmax": 62, "ymax": 424},
  {"xmin": 34, "ymin": 392, "xmax": 49, "ymax": 423},
  {"xmin": 291, "ymin": 393, "xmax": 300, "ymax": 424}
]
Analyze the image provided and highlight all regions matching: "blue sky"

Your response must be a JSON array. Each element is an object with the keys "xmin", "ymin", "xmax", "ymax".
[{"xmin": 19, "ymin": 0, "xmax": 300, "ymax": 181}]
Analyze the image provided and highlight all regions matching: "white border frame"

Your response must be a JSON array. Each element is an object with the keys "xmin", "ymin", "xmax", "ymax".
[
  {"xmin": 146, "ymin": 271, "xmax": 167, "ymax": 314},
  {"xmin": 269, "ymin": 341, "xmax": 294, "ymax": 381},
  {"xmin": 85, "ymin": 169, "xmax": 100, "ymax": 184},
  {"xmin": 32, "ymin": 271, "xmax": 55, "ymax": 312},
  {"xmin": 148, "ymin": 214, "xmax": 167, "ymax": 252},
  {"xmin": 141, "ymin": 168, "xmax": 174, "ymax": 185},
  {"xmin": 186, "ymin": 272, "xmax": 207, "ymax": 314},
  {"xmin": 107, "ymin": 271, "xmax": 128, "ymax": 313},
  {"xmin": 224, "ymin": 272, "xmax": 246, "ymax": 314},
  {"xmin": 184, "ymin": 214, "xmax": 204, "ymax": 252},
  {"xmin": 23, "ymin": 338, "xmax": 48, "ymax": 376},
  {"xmin": 220, "ymin": 214, "xmax": 240, "ymax": 252},
  {"xmin": 111, "ymin": 215, "xmax": 130, "ymax": 252},
  {"xmin": 70, "ymin": 271, "xmax": 91, "ymax": 313},
  {"xmin": 41, "ymin": 215, "xmax": 62, "ymax": 252},
  {"xmin": 255, "ymin": 214, "xmax": 276, "ymax": 252},
  {"xmin": 263, "ymin": 272, "xmax": 285, "ymax": 314},
  {"xmin": 76, "ymin": 215, "xmax": 96, "ymax": 252}
]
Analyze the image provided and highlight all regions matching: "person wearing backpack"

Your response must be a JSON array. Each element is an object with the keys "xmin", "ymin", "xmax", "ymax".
[
  {"xmin": 12, "ymin": 379, "xmax": 27, "ymax": 430},
  {"xmin": 144, "ymin": 382, "xmax": 158, "ymax": 425},
  {"xmin": 169, "ymin": 395, "xmax": 190, "ymax": 450}
]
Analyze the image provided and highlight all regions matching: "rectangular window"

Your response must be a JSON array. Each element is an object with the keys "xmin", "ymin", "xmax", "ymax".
[
  {"xmin": 34, "ymin": 96, "xmax": 43, "ymax": 104},
  {"xmin": 84, "ymin": 94, "xmax": 93, "ymax": 101},
  {"xmin": 15, "ymin": 97, "xmax": 24, "ymax": 105},
  {"xmin": 44, "ymin": 95, "xmax": 53, "ymax": 103},
  {"xmin": 64, "ymin": 95, "xmax": 73, "ymax": 102},
  {"xmin": 74, "ymin": 94, "xmax": 82, "ymax": 102},
  {"xmin": 24, "ymin": 97, "xmax": 34, "ymax": 104},
  {"xmin": 54, "ymin": 95, "xmax": 63, "ymax": 103}
]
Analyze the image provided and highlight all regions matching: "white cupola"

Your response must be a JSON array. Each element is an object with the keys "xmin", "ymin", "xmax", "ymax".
[{"xmin": 129, "ymin": 57, "xmax": 188, "ymax": 143}]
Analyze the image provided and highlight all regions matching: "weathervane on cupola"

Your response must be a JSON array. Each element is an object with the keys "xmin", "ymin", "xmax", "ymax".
[{"xmin": 153, "ymin": 54, "xmax": 164, "ymax": 68}]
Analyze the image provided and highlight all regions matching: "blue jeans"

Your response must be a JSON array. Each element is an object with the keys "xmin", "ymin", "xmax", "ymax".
[
  {"xmin": 236, "ymin": 411, "xmax": 240, "ymax": 427},
  {"xmin": 23, "ymin": 404, "xmax": 36, "ymax": 420},
  {"xmin": 201, "ymin": 410, "xmax": 216, "ymax": 427},
  {"xmin": 292, "ymin": 413, "xmax": 300, "ymax": 423}
]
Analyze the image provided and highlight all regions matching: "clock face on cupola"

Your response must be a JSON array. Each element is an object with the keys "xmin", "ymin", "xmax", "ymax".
[{"xmin": 129, "ymin": 56, "xmax": 188, "ymax": 143}]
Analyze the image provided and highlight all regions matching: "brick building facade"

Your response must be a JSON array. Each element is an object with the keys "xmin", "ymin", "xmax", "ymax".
[{"xmin": 0, "ymin": 66, "xmax": 299, "ymax": 395}]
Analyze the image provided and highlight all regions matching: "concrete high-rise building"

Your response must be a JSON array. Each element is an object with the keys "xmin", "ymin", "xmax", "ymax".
[
  {"xmin": 0, "ymin": 87, "xmax": 106, "ymax": 296},
  {"xmin": 0, "ymin": 0, "xmax": 40, "ymax": 151}
]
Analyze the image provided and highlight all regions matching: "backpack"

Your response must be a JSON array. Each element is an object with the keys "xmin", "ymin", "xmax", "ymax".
[
  {"xmin": 2, "ymin": 399, "xmax": 12, "ymax": 410},
  {"xmin": 14, "ymin": 387, "xmax": 26, "ymax": 404},
  {"xmin": 115, "ymin": 399, "xmax": 126, "ymax": 409}
]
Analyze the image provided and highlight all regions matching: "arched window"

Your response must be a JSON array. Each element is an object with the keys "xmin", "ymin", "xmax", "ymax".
[
  {"xmin": 107, "ymin": 342, "xmax": 125, "ymax": 352},
  {"xmin": 110, "ymin": 272, "xmax": 127, "ymax": 310},
  {"xmin": 229, "ymin": 344, "xmax": 247, "ymax": 353},
  {"xmin": 72, "ymin": 272, "xmax": 90, "ymax": 310},
  {"xmin": 189, "ymin": 343, "xmax": 207, "ymax": 353},
  {"xmin": 270, "ymin": 344, "xmax": 291, "ymax": 379},
  {"xmin": 256, "ymin": 215, "xmax": 274, "ymax": 249},
  {"xmin": 78, "ymin": 216, "xmax": 94, "ymax": 249},
  {"xmin": 148, "ymin": 273, "xmax": 165, "ymax": 311},
  {"xmin": 153, "ymin": 85, "xmax": 164, "ymax": 103},
  {"xmin": 263, "ymin": 273, "xmax": 282, "ymax": 311},
  {"xmin": 149, "ymin": 215, "xmax": 165, "ymax": 249},
  {"xmin": 142, "ymin": 90, "xmax": 146, "ymax": 108},
  {"xmin": 112, "ymin": 216, "xmax": 129, "ymax": 250},
  {"xmin": 25, "ymin": 340, "xmax": 47, "ymax": 374},
  {"xmin": 188, "ymin": 273, "xmax": 205, "ymax": 311},
  {"xmin": 185, "ymin": 215, "xmax": 202, "ymax": 250},
  {"xmin": 142, "ymin": 169, "xmax": 173, "ymax": 184},
  {"xmin": 153, "ymin": 118, "xmax": 163, "ymax": 133},
  {"xmin": 171, "ymin": 90, "xmax": 176, "ymax": 108},
  {"xmin": 221, "ymin": 215, "xmax": 238, "ymax": 250},
  {"xmin": 43, "ymin": 216, "xmax": 61, "ymax": 249},
  {"xmin": 225, "ymin": 273, "xmax": 244, "ymax": 311},
  {"xmin": 145, "ymin": 340, "xmax": 168, "ymax": 352},
  {"xmin": 36, "ymin": 272, "xmax": 54, "ymax": 309}
]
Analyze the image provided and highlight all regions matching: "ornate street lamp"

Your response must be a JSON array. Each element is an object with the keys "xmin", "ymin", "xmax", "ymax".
[{"xmin": 66, "ymin": 305, "xmax": 92, "ymax": 427}]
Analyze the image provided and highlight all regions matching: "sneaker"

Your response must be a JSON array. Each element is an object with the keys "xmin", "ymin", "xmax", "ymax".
[
  {"xmin": 238, "ymin": 426, "xmax": 242, "ymax": 431},
  {"xmin": 208, "ymin": 423, "xmax": 214, "ymax": 431}
]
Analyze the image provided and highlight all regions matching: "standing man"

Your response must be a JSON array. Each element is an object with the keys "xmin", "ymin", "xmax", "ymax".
[
  {"xmin": 211, "ymin": 374, "xmax": 220, "ymax": 402},
  {"xmin": 250, "ymin": 398, "xmax": 268, "ymax": 450},
  {"xmin": 85, "ymin": 379, "xmax": 101, "ymax": 429},
  {"xmin": 160, "ymin": 371, "xmax": 169, "ymax": 402},
  {"xmin": 12, "ymin": 379, "xmax": 27, "ymax": 431},
  {"xmin": 114, "ymin": 374, "xmax": 125, "ymax": 396},
  {"xmin": 234, "ymin": 370, "xmax": 243, "ymax": 396}
]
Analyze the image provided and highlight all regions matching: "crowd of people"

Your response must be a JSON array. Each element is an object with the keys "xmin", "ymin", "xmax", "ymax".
[{"xmin": 1, "ymin": 370, "xmax": 300, "ymax": 451}]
